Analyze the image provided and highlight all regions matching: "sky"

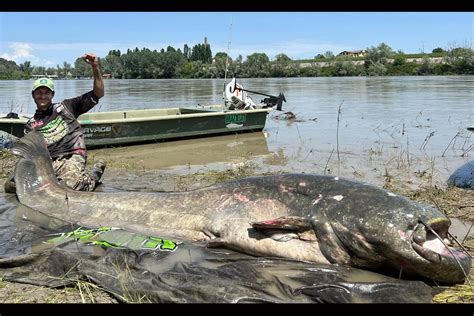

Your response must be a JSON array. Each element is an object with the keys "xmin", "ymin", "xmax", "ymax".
[{"xmin": 0, "ymin": 12, "xmax": 472, "ymax": 67}]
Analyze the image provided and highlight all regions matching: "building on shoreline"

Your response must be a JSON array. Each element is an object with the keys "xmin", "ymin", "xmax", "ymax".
[{"xmin": 338, "ymin": 50, "xmax": 367, "ymax": 57}]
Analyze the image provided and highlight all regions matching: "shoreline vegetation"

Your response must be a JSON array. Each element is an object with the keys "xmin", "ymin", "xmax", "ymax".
[{"xmin": 1, "ymin": 42, "xmax": 473, "ymax": 80}]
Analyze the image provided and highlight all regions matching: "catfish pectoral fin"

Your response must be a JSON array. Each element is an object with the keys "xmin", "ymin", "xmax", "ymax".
[
  {"xmin": 208, "ymin": 223, "xmax": 330, "ymax": 263},
  {"xmin": 251, "ymin": 216, "xmax": 312, "ymax": 232}
]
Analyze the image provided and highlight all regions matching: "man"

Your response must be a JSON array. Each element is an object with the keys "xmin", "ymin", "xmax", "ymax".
[{"xmin": 5, "ymin": 53, "xmax": 106, "ymax": 193}]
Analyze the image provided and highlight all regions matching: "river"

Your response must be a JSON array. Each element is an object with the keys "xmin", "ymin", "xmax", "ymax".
[{"xmin": 1, "ymin": 76, "xmax": 473, "ymax": 188}]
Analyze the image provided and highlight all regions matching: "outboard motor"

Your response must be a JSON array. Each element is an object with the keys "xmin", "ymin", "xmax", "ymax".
[
  {"xmin": 224, "ymin": 78, "xmax": 286, "ymax": 111},
  {"xmin": 224, "ymin": 78, "xmax": 257, "ymax": 110}
]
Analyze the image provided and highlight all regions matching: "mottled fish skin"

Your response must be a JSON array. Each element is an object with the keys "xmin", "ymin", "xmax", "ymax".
[{"xmin": 11, "ymin": 131, "xmax": 472, "ymax": 284}]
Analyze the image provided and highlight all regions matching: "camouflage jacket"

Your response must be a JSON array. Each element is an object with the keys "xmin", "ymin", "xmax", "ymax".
[{"xmin": 25, "ymin": 91, "xmax": 99, "ymax": 159}]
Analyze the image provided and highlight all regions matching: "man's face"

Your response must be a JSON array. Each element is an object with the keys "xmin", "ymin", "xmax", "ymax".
[{"xmin": 32, "ymin": 87, "xmax": 54, "ymax": 111}]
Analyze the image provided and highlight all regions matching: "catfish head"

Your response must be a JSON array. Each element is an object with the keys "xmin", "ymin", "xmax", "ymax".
[{"xmin": 309, "ymin": 181, "xmax": 471, "ymax": 284}]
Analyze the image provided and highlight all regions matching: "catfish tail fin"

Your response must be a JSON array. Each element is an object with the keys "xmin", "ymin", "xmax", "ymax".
[
  {"xmin": 12, "ymin": 130, "xmax": 51, "ymax": 162},
  {"xmin": 11, "ymin": 131, "xmax": 63, "ymax": 206}
]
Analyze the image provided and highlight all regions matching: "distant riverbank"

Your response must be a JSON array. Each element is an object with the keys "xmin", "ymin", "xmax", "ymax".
[{"xmin": 1, "ymin": 43, "xmax": 473, "ymax": 80}]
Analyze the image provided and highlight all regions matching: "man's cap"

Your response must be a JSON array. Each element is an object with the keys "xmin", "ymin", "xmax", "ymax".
[{"xmin": 32, "ymin": 77, "xmax": 54, "ymax": 92}]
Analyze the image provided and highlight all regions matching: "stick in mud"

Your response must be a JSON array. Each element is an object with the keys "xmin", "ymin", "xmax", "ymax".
[
  {"xmin": 420, "ymin": 131, "xmax": 435, "ymax": 151},
  {"xmin": 441, "ymin": 131, "xmax": 461, "ymax": 157},
  {"xmin": 336, "ymin": 101, "xmax": 344, "ymax": 163},
  {"xmin": 324, "ymin": 148, "xmax": 335, "ymax": 175}
]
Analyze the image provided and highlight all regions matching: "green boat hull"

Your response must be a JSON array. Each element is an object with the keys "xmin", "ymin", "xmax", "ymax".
[{"xmin": 0, "ymin": 106, "xmax": 271, "ymax": 148}]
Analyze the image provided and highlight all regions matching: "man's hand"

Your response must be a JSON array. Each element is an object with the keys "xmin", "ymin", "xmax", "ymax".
[
  {"xmin": 84, "ymin": 53, "xmax": 104, "ymax": 98},
  {"xmin": 83, "ymin": 53, "xmax": 99, "ymax": 67}
]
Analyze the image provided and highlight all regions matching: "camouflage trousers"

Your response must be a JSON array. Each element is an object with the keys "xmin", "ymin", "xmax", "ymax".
[{"xmin": 52, "ymin": 154, "xmax": 99, "ymax": 192}]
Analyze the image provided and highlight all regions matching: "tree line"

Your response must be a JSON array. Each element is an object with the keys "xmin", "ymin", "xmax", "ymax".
[{"xmin": 1, "ymin": 42, "xmax": 473, "ymax": 80}]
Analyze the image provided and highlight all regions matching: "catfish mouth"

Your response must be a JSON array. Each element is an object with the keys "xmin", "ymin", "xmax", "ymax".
[{"xmin": 410, "ymin": 218, "xmax": 471, "ymax": 282}]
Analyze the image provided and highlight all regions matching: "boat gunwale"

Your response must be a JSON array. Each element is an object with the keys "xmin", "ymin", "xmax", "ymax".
[
  {"xmin": 79, "ymin": 107, "xmax": 270, "ymax": 124},
  {"xmin": 0, "ymin": 107, "xmax": 271, "ymax": 125}
]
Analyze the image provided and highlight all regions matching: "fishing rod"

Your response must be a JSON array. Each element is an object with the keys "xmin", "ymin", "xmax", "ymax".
[
  {"xmin": 221, "ymin": 19, "xmax": 285, "ymax": 111},
  {"xmin": 223, "ymin": 19, "xmax": 233, "ymax": 107}
]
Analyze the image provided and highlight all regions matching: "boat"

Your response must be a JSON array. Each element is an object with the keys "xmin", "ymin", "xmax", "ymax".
[
  {"xmin": 0, "ymin": 105, "xmax": 270, "ymax": 148},
  {"xmin": 0, "ymin": 79, "xmax": 286, "ymax": 148}
]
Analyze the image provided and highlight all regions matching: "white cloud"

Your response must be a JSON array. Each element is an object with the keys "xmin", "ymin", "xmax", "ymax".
[
  {"xmin": 0, "ymin": 42, "xmax": 40, "ymax": 64},
  {"xmin": 10, "ymin": 42, "xmax": 34, "ymax": 58},
  {"xmin": 0, "ymin": 42, "xmax": 32, "ymax": 60}
]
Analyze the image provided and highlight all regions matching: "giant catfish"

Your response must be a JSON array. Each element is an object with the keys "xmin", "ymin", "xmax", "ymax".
[{"xmin": 10, "ymin": 131, "xmax": 471, "ymax": 284}]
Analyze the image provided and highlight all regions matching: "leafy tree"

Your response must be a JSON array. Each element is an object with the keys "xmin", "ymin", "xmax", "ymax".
[
  {"xmin": 416, "ymin": 57, "xmax": 435, "ymax": 75},
  {"xmin": 0, "ymin": 58, "xmax": 27, "ymax": 79},
  {"xmin": 392, "ymin": 55, "xmax": 406, "ymax": 67},
  {"xmin": 333, "ymin": 61, "xmax": 358, "ymax": 76},
  {"xmin": 190, "ymin": 43, "xmax": 212, "ymax": 63},
  {"xmin": 205, "ymin": 45, "xmax": 212, "ymax": 63},
  {"xmin": 319, "ymin": 66, "xmax": 337, "ymax": 77},
  {"xmin": 176, "ymin": 61, "xmax": 194, "ymax": 78},
  {"xmin": 275, "ymin": 53, "xmax": 291, "ymax": 62},
  {"xmin": 233, "ymin": 54, "xmax": 243, "ymax": 76},
  {"xmin": 241, "ymin": 53, "xmax": 270, "ymax": 77},
  {"xmin": 271, "ymin": 53, "xmax": 292, "ymax": 77},
  {"xmin": 211, "ymin": 52, "xmax": 231, "ymax": 78},
  {"xmin": 300, "ymin": 64, "xmax": 321, "ymax": 77},
  {"xmin": 160, "ymin": 49, "xmax": 186, "ymax": 78},
  {"xmin": 386, "ymin": 61, "xmax": 418, "ymax": 76},
  {"xmin": 324, "ymin": 51, "xmax": 335, "ymax": 59},
  {"xmin": 364, "ymin": 42, "xmax": 394, "ymax": 75},
  {"xmin": 445, "ymin": 46, "xmax": 474, "ymax": 74},
  {"xmin": 183, "ymin": 44, "xmax": 190, "ymax": 59},
  {"xmin": 62, "ymin": 61, "xmax": 72, "ymax": 78},
  {"xmin": 56, "ymin": 64, "xmax": 62, "ymax": 78},
  {"xmin": 108, "ymin": 49, "xmax": 121, "ymax": 57},
  {"xmin": 214, "ymin": 52, "xmax": 228, "ymax": 60},
  {"xmin": 176, "ymin": 60, "xmax": 210, "ymax": 78},
  {"xmin": 32, "ymin": 66, "xmax": 46, "ymax": 75},
  {"xmin": 72, "ymin": 57, "xmax": 92, "ymax": 78},
  {"xmin": 365, "ymin": 62, "xmax": 387, "ymax": 76},
  {"xmin": 365, "ymin": 42, "xmax": 394, "ymax": 66},
  {"xmin": 19, "ymin": 61, "xmax": 33, "ymax": 77},
  {"xmin": 432, "ymin": 47, "xmax": 445, "ymax": 53},
  {"xmin": 102, "ymin": 51, "xmax": 123, "ymax": 78}
]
